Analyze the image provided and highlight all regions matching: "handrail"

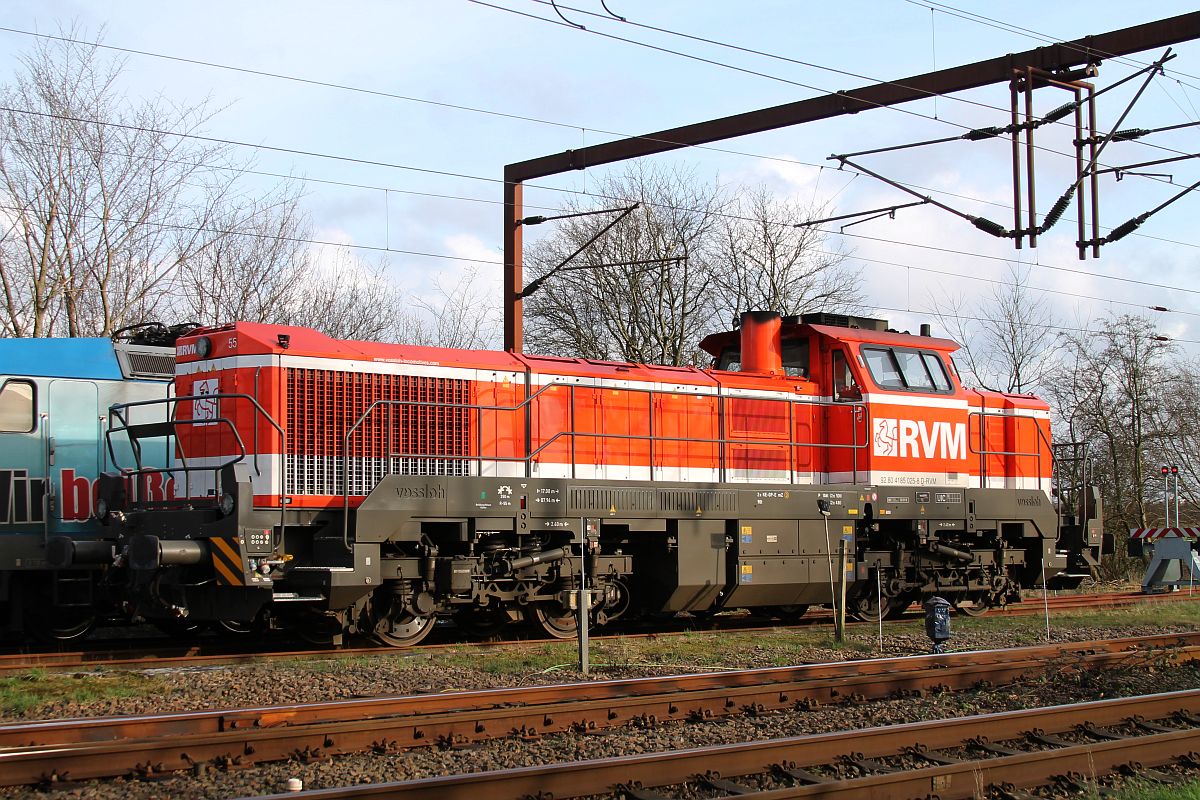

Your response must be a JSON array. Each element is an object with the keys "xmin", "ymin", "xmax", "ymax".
[
  {"xmin": 107, "ymin": 393, "xmax": 288, "ymax": 549},
  {"xmin": 339, "ymin": 380, "xmax": 868, "ymax": 551},
  {"xmin": 966, "ymin": 408, "xmax": 1053, "ymax": 491}
]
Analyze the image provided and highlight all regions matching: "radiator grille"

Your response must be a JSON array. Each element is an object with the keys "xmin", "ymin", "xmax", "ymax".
[
  {"xmin": 127, "ymin": 351, "xmax": 175, "ymax": 378},
  {"xmin": 285, "ymin": 368, "xmax": 471, "ymax": 497}
]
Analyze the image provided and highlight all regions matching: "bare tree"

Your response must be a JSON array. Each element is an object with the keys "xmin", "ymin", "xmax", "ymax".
[
  {"xmin": 525, "ymin": 163, "xmax": 727, "ymax": 365},
  {"xmin": 172, "ymin": 186, "xmax": 310, "ymax": 327},
  {"xmin": 401, "ymin": 265, "xmax": 499, "ymax": 350},
  {"xmin": 711, "ymin": 187, "xmax": 862, "ymax": 327},
  {"xmin": 931, "ymin": 265, "xmax": 1060, "ymax": 395},
  {"xmin": 0, "ymin": 25, "xmax": 245, "ymax": 336},
  {"xmin": 524, "ymin": 164, "xmax": 859, "ymax": 365},
  {"xmin": 1049, "ymin": 313, "xmax": 1175, "ymax": 579}
]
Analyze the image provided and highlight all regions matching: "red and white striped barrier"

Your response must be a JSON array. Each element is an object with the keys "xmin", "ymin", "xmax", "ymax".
[{"xmin": 1129, "ymin": 527, "xmax": 1200, "ymax": 541}]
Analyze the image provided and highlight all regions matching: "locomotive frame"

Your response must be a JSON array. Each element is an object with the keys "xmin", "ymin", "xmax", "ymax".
[{"xmin": 92, "ymin": 312, "xmax": 1107, "ymax": 646}]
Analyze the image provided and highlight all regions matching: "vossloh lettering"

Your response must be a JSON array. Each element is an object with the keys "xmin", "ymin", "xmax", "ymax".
[{"xmin": 394, "ymin": 484, "xmax": 446, "ymax": 499}]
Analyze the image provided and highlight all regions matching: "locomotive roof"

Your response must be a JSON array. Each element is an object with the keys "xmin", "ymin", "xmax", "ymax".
[
  {"xmin": 0, "ymin": 337, "xmax": 124, "ymax": 380},
  {"xmin": 698, "ymin": 322, "xmax": 960, "ymax": 358},
  {"xmin": 805, "ymin": 324, "xmax": 960, "ymax": 352}
]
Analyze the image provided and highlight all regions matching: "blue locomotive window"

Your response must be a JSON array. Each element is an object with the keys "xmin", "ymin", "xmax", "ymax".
[
  {"xmin": 861, "ymin": 347, "xmax": 953, "ymax": 394},
  {"xmin": 0, "ymin": 379, "xmax": 35, "ymax": 432}
]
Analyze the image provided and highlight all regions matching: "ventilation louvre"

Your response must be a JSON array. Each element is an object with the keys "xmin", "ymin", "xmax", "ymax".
[{"xmin": 285, "ymin": 368, "xmax": 471, "ymax": 497}]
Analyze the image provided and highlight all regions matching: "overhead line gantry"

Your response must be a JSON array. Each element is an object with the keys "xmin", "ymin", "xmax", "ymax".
[{"xmin": 502, "ymin": 12, "xmax": 1200, "ymax": 352}]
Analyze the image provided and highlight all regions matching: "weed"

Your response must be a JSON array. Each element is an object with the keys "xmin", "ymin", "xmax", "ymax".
[{"xmin": 0, "ymin": 670, "xmax": 158, "ymax": 717}]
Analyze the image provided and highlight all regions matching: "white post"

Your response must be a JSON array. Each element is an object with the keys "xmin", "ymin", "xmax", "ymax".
[
  {"xmin": 875, "ymin": 561, "xmax": 884, "ymax": 652},
  {"xmin": 577, "ymin": 518, "xmax": 591, "ymax": 675}
]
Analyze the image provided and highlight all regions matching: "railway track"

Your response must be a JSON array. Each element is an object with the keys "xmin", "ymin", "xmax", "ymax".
[
  {"xmin": 1, "ymin": 632, "xmax": 1196, "ymax": 787},
  {"xmin": 262, "ymin": 689, "xmax": 1200, "ymax": 799},
  {"xmin": 0, "ymin": 588, "xmax": 1189, "ymax": 675}
]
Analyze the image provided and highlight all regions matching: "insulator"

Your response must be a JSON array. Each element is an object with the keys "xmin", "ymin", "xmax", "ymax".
[
  {"xmin": 518, "ymin": 215, "xmax": 547, "ymax": 226},
  {"xmin": 1104, "ymin": 215, "xmax": 1147, "ymax": 243},
  {"xmin": 1111, "ymin": 128, "xmax": 1150, "ymax": 142},
  {"xmin": 1149, "ymin": 306, "xmax": 1169, "ymax": 312},
  {"xmin": 970, "ymin": 217, "xmax": 1008, "ymax": 237},
  {"xmin": 963, "ymin": 126, "xmax": 1003, "ymax": 141},
  {"xmin": 1038, "ymin": 189, "xmax": 1075, "ymax": 233},
  {"xmin": 1042, "ymin": 102, "xmax": 1077, "ymax": 123}
]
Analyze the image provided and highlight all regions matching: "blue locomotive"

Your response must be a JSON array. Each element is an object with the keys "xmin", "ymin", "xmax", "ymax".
[{"xmin": 0, "ymin": 324, "xmax": 183, "ymax": 641}]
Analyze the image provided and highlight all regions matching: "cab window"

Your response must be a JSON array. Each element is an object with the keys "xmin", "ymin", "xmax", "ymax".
[
  {"xmin": 782, "ymin": 339, "xmax": 809, "ymax": 378},
  {"xmin": 716, "ymin": 339, "xmax": 810, "ymax": 377},
  {"xmin": 922, "ymin": 353, "xmax": 952, "ymax": 390},
  {"xmin": 831, "ymin": 350, "xmax": 861, "ymax": 401},
  {"xmin": 716, "ymin": 347, "xmax": 741, "ymax": 372},
  {"xmin": 0, "ymin": 380, "xmax": 35, "ymax": 432},
  {"xmin": 861, "ymin": 346, "xmax": 954, "ymax": 394}
]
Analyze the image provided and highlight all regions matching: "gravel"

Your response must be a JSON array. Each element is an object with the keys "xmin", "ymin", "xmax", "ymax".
[{"xmin": 3, "ymin": 616, "xmax": 1200, "ymax": 799}]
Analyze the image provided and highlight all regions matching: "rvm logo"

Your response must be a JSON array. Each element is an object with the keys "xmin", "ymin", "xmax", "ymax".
[{"xmin": 872, "ymin": 418, "xmax": 967, "ymax": 460}]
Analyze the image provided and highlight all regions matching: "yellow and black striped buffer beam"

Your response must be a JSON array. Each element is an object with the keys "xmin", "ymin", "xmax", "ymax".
[{"xmin": 209, "ymin": 537, "xmax": 245, "ymax": 586}]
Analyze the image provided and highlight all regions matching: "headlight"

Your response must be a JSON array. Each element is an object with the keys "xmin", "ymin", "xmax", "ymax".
[
  {"xmin": 95, "ymin": 497, "xmax": 109, "ymax": 521},
  {"xmin": 196, "ymin": 336, "xmax": 212, "ymax": 358},
  {"xmin": 219, "ymin": 492, "xmax": 235, "ymax": 516}
]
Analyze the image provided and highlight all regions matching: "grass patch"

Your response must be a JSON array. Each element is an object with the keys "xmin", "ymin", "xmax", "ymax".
[
  {"xmin": 951, "ymin": 597, "xmax": 1200, "ymax": 637},
  {"xmin": 436, "ymin": 643, "xmax": 574, "ymax": 675},
  {"xmin": 0, "ymin": 669, "xmax": 159, "ymax": 717},
  {"xmin": 1108, "ymin": 779, "xmax": 1200, "ymax": 799}
]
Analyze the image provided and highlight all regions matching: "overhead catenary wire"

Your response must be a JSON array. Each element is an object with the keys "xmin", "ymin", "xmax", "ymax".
[
  {"xmin": 2, "ymin": 27, "xmax": 1197, "ymax": 254},
  {"xmin": 1, "ymin": 176, "xmax": 1193, "ymax": 329},
  {"xmin": 4, "ymin": 105, "xmax": 1200, "ymax": 317},
  {"xmin": 514, "ymin": 0, "xmax": 1196, "ymax": 163},
  {"xmin": 497, "ymin": 0, "xmax": 1200, "ymax": 165},
  {"xmin": 872, "ymin": 303, "xmax": 1200, "ymax": 345},
  {"xmin": 0, "ymin": 24, "xmax": 1095, "ymax": 190},
  {"xmin": 904, "ymin": 0, "xmax": 1200, "ymax": 88}
]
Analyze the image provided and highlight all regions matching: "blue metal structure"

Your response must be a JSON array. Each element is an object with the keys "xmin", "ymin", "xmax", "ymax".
[{"xmin": 0, "ymin": 331, "xmax": 177, "ymax": 640}]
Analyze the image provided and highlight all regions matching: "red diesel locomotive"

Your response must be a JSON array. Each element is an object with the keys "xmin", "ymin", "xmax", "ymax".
[{"xmin": 92, "ymin": 312, "xmax": 1105, "ymax": 645}]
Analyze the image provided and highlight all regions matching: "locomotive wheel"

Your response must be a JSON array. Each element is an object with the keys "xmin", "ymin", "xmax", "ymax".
[
  {"xmin": 849, "ymin": 593, "xmax": 907, "ymax": 624},
  {"xmin": 26, "ymin": 608, "xmax": 96, "ymax": 643},
  {"xmin": 374, "ymin": 609, "xmax": 436, "ymax": 647},
  {"xmin": 21, "ymin": 577, "xmax": 96, "ymax": 643},
  {"xmin": 216, "ymin": 616, "xmax": 265, "ymax": 636},
  {"xmin": 771, "ymin": 604, "xmax": 811, "ymax": 623},
  {"xmin": 953, "ymin": 594, "xmax": 992, "ymax": 617},
  {"xmin": 526, "ymin": 602, "xmax": 578, "ymax": 639}
]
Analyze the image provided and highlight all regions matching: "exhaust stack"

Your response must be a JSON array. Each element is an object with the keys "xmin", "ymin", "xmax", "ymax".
[{"xmin": 740, "ymin": 311, "xmax": 783, "ymax": 374}]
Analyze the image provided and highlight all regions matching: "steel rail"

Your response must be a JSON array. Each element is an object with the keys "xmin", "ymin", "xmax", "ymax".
[
  {"xmin": 4, "ymin": 631, "xmax": 1194, "ymax": 747},
  {"xmin": 0, "ymin": 589, "xmax": 1191, "ymax": 674},
  {"xmin": 259, "ymin": 689, "xmax": 1200, "ymax": 799},
  {"xmin": 730, "ymin": 728, "xmax": 1200, "ymax": 799},
  {"xmin": 0, "ymin": 634, "xmax": 1196, "ymax": 786}
]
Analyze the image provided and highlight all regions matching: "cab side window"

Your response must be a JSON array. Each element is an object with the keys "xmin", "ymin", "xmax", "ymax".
[
  {"xmin": 861, "ymin": 346, "xmax": 954, "ymax": 394},
  {"xmin": 782, "ymin": 339, "xmax": 809, "ymax": 378},
  {"xmin": 0, "ymin": 380, "xmax": 35, "ymax": 432},
  {"xmin": 831, "ymin": 350, "xmax": 861, "ymax": 401}
]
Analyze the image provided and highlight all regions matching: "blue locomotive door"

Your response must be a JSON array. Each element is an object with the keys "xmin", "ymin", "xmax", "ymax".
[{"xmin": 47, "ymin": 380, "xmax": 101, "ymax": 530}]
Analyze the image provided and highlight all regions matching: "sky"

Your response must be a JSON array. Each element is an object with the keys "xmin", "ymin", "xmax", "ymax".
[{"xmin": 2, "ymin": 1, "xmax": 1199, "ymax": 352}]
